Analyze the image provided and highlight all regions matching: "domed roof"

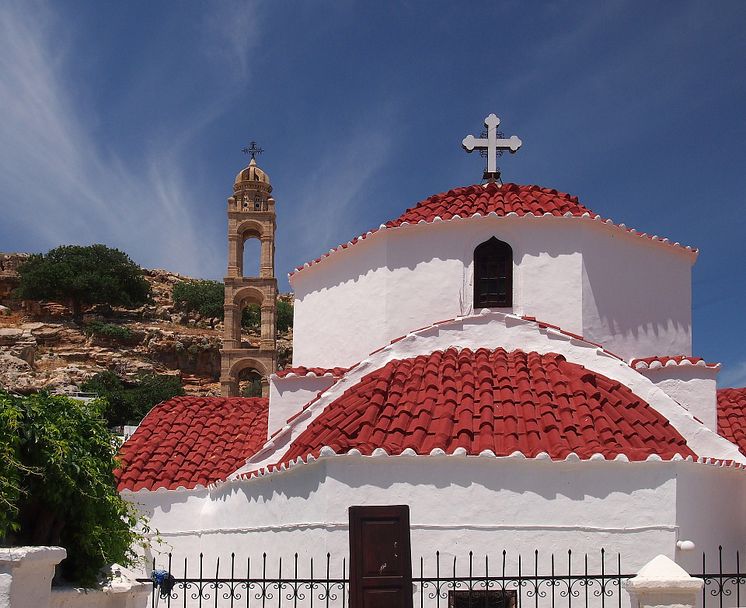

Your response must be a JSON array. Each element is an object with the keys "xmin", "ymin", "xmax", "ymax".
[
  {"xmin": 277, "ymin": 347, "xmax": 695, "ymax": 464},
  {"xmin": 234, "ymin": 158, "xmax": 271, "ymax": 186},
  {"xmin": 388, "ymin": 182, "xmax": 592, "ymax": 226}
]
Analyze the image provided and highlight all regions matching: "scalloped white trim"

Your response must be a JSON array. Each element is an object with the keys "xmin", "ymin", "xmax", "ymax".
[
  {"xmin": 631, "ymin": 357, "xmax": 720, "ymax": 371},
  {"xmin": 123, "ymin": 446, "xmax": 746, "ymax": 495}
]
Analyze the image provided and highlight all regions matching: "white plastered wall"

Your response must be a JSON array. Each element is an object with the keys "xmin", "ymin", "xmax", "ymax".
[
  {"xmin": 268, "ymin": 375, "xmax": 337, "ymax": 439},
  {"xmin": 291, "ymin": 217, "xmax": 694, "ymax": 370},
  {"xmin": 580, "ymin": 229, "xmax": 693, "ymax": 361},
  {"xmin": 635, "ymin": 366, "xmax": 719, "ymax": 432},
  {"xmin": 126, "ymin": 457, "xmax": 746, "ymax": 579}
]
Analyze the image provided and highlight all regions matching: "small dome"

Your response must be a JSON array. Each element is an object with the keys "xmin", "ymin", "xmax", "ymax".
[{"xmin": 234, "ymin": 158, "xmax": 271, "ymax": 186}]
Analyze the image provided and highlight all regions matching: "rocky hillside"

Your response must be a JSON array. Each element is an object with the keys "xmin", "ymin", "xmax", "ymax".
[{"xmin": 0, "ymin": 253, "xmax": 293, "ymax": 396}]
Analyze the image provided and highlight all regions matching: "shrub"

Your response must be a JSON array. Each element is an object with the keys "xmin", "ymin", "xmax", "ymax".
[
  {"xmin": 83, "ymin": 321, "xmax": 133, "ymax": 342},
  {"xmin": 81, "ymin": 372, "xmax": 184, "ymax": 427},
  {"xmin": 241, "ymin": 303, "xmax": 261, "ymax": 330},
  {"xmin": 0, "ymin": 391, "xmax": 145, "ymax": 585},
  {"xmin": 277, "ymin": 299, "xmax": 293, "ymax": 332}
]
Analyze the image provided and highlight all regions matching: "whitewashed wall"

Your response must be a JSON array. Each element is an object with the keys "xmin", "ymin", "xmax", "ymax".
[
  {"xmin": 635, "ymin": 366, "xmax": 719, "ymax": 432},
  {"xmin": 291, "ymin": 217, "xmax": 693, "ymax": 369},
  {"xmin": 579, "ymin": 229, "xmax": 693, "ymax": 361},
  {"xmin": 268, "ymin": 375, "xmax": 337, "ymax": 439},
  {"xmin": 127, "ymin": 458, "xmax": 746, "ymax": 579}
]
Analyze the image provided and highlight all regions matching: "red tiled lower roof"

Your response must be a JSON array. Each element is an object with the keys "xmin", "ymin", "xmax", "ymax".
[
  {"xmin": 279, "ymin": 348, "xmax": 694, "ymax": 464},
  {"xmin": 718, "ymin": 388, "xmax": 746, "ymax": 457},
  {"xmin": 275, "ymin": 366, "xmax": 349, "ymax": 378},
  {"xmin": 291, "ymin": 183, "xmax": 697, "ymax": 276},
  {"xmin": 116, "ymin": 396, "xmax": 268, "ymax": 492},
  {"xmin": 631, "ymin": 356, "xmax": 720, "ymax": 370}
]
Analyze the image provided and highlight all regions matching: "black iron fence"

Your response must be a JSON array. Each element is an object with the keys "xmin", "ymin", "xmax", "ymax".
[
  {"xmin": 139, "ymin": 547, "xmax": 745, "ymax": 608},
  {"xmin": 696, "ymin": 546, "xmax": 746, "ymax": 608}
]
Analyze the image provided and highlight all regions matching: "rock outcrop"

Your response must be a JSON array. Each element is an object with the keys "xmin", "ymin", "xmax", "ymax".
[{"xmin": 0, "ymin": 254, "xmax": 293, "ymax": 395}]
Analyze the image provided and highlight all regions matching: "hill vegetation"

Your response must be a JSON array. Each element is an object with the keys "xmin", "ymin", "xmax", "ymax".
[
  {"xmin": 14, "ymin": 245, "xmax": 151, "ymax": 323},
  {"xmin": 0, "ymin": 251, "xmax": 294, "ymax": 399}
]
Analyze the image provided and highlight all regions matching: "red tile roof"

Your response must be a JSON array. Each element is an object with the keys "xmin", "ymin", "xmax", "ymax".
[
  {"xmin": 278, "ymin": 348, "xmax": 695, "ymax": 464},
  {"xmin": 388, "ymin": 183, "xmax": 591, "ymax": 225},
  {"xmin": 718, "ymin": 388, "xmax": 746, "ymax": 457},
  {"xmin": 116, "ymin": 396, "xmax": 268, "ymax": 492},
  {"xmin": 631, "ymin": 356, "xmax": 720, "ymax": 370},
  {"xmin": 275, "ymin": 366, "xmax": 349, "ymax": 378},
  {"xmin": 290, "ymin": 183, "xmax": 697, "ymax": 277}
]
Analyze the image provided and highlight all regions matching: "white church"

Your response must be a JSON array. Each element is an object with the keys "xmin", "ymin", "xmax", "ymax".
[{"xmin": 117, "ymin": 115, "xmax": 746, "ymax": 605}]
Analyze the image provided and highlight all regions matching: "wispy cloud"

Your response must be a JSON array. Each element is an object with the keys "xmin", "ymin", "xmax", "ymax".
[
  {"xmin": 0, "ymin": 0, "xmax": 261, "ymax": 277},
  {"xmin": 280, "ymin": 121, "xmax": 395, "ymax": 270}
]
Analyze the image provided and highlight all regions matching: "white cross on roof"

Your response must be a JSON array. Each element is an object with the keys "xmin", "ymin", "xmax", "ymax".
[{"xmin": 462, "ymin": 114, "xmax": 522, "ymax": 181}]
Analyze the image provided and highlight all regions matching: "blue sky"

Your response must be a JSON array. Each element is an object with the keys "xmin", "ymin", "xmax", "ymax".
[{"xmin": 1, "ymin": 1, "xmax": 745, "ymax": 385}]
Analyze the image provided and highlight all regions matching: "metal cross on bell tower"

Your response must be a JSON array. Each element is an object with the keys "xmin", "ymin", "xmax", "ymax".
[
  {"xmin": 242, "ymin": 141, "xmax": 264, "ymax": 160},
  {"xmin": 462, "ymin": 114, "xmax": 522, "ymax": 182}
]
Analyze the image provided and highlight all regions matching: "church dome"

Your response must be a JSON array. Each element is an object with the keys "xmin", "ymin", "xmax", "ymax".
[
  {"xmin": 387, "ymin": 182, "xmax": 591, "ymax": 225},
  {"xmin": 234, "ymin": 158, "xmax": 271, "ymax": 186}
]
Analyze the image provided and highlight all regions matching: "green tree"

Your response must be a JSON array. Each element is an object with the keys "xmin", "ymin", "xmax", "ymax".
[
  {"xmin": 242, "ymin": 303, "xmax": 261, "ymax": 330},
  {"xmin": 172, "ymin": 280, "xmax": 224, "ymax": 323},
  {"xmin": 0, "ymin": 391, "xmax": 145, "ymax": 585},
  {"xmin": 15, "ymin": 245, "xmax": 151, "ymax": 322},
  {"xmin": 277, "ymin": 299, "xmax": 293, "ymax": 332},
  {"xmin": 82, "ymin": 372, "xmax": 184, "ymax": 427}
]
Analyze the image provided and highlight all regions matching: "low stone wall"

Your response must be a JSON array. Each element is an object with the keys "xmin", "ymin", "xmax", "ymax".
[{"xmin": 0, "ymin": 547, "xmax": 149, "ymax": 608}]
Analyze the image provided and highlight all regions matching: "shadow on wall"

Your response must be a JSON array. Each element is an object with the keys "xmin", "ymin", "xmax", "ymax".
[
  {"xmin": 295, "ymin": 218, "xmax": 579, "ymax": 299},
  {"xmin": 212, "ymin": 457, "xmax": 675, "ymax": 506},
  {"xmin": 582, "ymin": 232, "xmax": 690, "ymax": 352}
]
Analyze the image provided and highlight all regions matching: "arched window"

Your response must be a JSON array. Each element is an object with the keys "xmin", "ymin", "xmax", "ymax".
[{"xmin": 474, "ymin": 237, "xmax": 513, "ymax": 308}]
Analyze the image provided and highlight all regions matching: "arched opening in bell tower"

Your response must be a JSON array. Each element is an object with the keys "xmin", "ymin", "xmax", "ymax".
[
  {"xmin": 235, "ymin": 219, "xmax": 265, "ymax": 278},
  {"xmin": 238, "ymin": 368, "xmax": 263, "ymax": 397},
  {"xmin": 226, "ymin": 358, "xmax": 271, "ymax": 398},
  {"xmin": 242, "ymin": 239, "xmax": 261, "ymax": 279}
]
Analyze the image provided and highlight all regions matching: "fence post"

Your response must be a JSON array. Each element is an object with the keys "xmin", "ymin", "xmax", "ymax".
[
  {"xmin": 625, "ymin": 555, "xmax": 703, "ymax": 608},
  {"xmin": 0, "ymin": 546, "xmax": 67, "ymax": 608}
]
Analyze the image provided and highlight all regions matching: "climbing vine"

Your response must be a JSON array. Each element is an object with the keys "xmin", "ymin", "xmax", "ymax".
[{"xmin": 0, "ymin": 390, "xmax": 147, "ymax": 585}]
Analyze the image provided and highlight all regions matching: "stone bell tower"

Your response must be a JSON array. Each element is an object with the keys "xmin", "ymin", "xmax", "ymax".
[{"xmin": 220, "ymin": 146, "xmax": 277, "ymax": 396}]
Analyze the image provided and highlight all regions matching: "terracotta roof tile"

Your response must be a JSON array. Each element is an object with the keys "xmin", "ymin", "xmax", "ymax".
[
  {"xmin": 278, "ymin": 348, "xmax": 694, "ymax": 464},
  {"xmin": 291, "ymin": 183, "xmax": 697, "ymax": 276},
  {"xmin": 116, "ymin": 396, "xmax": 268, "ymax": 491},
  {"xmin": 387, "ymin": 183, "xmax": 592, "ymax": 225},
  {"xmin": 718, "ymin": 388, "xmax": 746, "ymax": 457}
]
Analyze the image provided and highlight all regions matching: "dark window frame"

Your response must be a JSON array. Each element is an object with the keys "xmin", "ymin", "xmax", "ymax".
[{"xmin": 473, "ymin": 237, "xmax": 513, "ymax": 309}]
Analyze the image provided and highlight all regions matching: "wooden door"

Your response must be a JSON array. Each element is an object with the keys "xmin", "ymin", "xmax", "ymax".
[{"xmin": 349, "ymin": 505, "xmax": 413, "ymax": 608}]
